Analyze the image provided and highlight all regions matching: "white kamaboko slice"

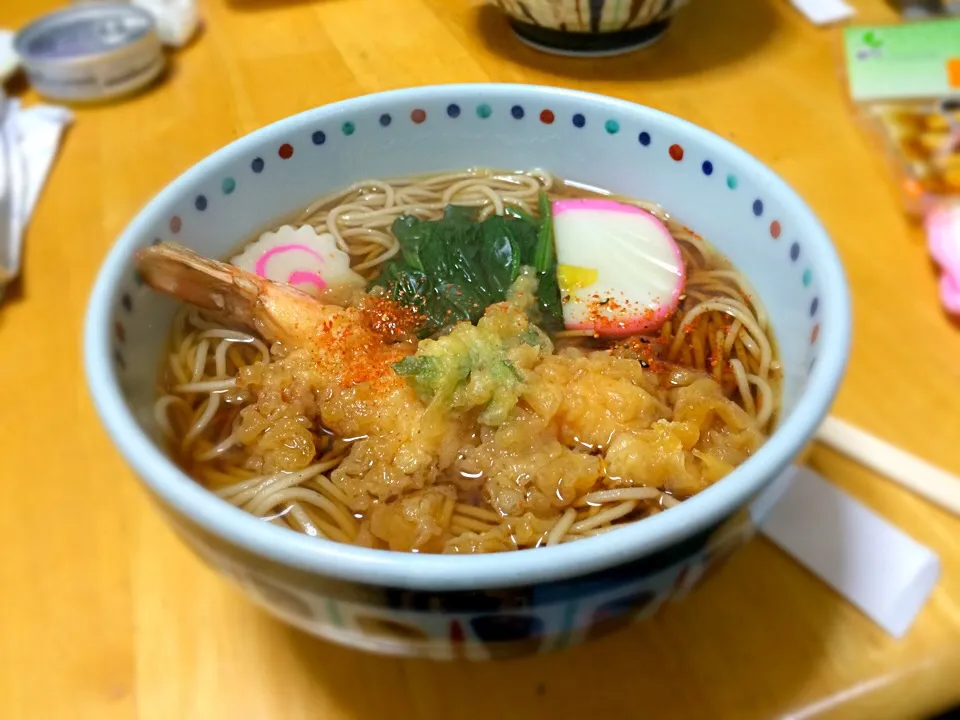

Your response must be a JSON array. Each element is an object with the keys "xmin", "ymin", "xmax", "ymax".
[
  {"xmin": 553, "ymin": 199, "xmax": 685, "ymax": 337},
  {"xmin": 231, "ymin": 224, "xmax": 365, "ymax": 296}
]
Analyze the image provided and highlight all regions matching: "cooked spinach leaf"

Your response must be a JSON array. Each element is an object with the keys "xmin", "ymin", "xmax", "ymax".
[
  {"xmin": 531, "ymin": 191, "xmax": 563, "ymax": 331},
  {"xmin": 371, "ymin": 195, "xmax": 564, "ymax": 336},
  {"xmin": 533, "ymin": 190, "xmax": 554, "ymax": 273}
]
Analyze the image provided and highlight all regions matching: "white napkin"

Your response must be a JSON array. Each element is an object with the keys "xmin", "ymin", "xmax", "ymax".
[
  {"xmin": 0, "ymin": 92, "xmax": 74, "ymax": 297},
  {"xmin": 758, "ymin": 466, "xmax": 940, "ymax": 638},
  {"xmin": 0, "ymin": 30, "xmax": 16, "ymax": 84}
]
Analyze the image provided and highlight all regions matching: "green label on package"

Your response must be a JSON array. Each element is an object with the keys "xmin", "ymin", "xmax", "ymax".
[{"xmin": 844, "ymin": 20, "xmax": 960, "ymax": 102}]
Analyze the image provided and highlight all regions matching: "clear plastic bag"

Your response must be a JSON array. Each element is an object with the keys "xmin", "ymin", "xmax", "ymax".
[
  {"xmin": 843, "ymin": 19, "xmax": 960, "ymax": 314},
  {"xmin": 858, "ymin": 98, "xmax": 960, "ymax": 217}
]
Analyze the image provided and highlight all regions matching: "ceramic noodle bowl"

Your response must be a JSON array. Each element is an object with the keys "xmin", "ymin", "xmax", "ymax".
[
  {"xmin": 492, "ymin": 0, "xmax": 692, "ymax": 56},
  {"xmin": 85, "ymin": 84, "xmax": 850, "ymax": 660}
]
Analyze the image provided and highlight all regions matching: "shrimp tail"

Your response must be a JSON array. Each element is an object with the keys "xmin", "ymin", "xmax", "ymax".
[
  {"xmin": 136, "ymin": 242, "xmax": 332, "ymax": 345},
  {"xmin": 137, "ymin": 243, "xmax": 260, "ymax": 322}
]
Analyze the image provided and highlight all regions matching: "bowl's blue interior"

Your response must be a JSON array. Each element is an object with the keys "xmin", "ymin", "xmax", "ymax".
[{"xmin": 88, "ymin": 85, "xmax": 848, "ymax": 589}]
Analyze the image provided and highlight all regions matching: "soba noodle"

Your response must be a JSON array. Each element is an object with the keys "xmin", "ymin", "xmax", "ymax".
[{"xmin": 153, "ymin": 169, "xmax": 779, "ymax": 553}]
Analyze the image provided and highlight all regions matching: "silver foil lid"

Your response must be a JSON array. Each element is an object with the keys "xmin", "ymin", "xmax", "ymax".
[{"xmin": 14, "ymin": 3, "xmax": 165, "ymax": 102}]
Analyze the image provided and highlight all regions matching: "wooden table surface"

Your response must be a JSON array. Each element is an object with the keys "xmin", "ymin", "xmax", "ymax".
[{"xmin": 2, "ymin": 0, "xmax": 960, "ymax": 718}]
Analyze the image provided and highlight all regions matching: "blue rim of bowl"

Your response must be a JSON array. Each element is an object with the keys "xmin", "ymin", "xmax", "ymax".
[{"xmin": 84, "ymin": 83, "xmax": 851, "ymax": 592}]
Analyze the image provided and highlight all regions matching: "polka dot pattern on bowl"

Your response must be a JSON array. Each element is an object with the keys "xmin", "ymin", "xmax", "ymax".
[{"xmin": 114, "ymin": 100, "xmax": 822, "ymax": 377}]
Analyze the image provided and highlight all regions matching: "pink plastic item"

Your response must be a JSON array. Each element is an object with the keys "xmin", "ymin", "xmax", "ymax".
[{"xmin": 923, "ymin": 203, "xmax": 960, "ymax": 315}]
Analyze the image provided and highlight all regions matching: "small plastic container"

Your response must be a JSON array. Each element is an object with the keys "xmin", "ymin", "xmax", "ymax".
[{"xmin": 14, "ymin": 3, "xmax": 165, "ymax": 103}]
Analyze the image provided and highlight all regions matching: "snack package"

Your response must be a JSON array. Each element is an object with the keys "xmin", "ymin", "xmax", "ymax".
[
  {"xmin": 844, "ymin": 19, "xmax": 960, "ymax": 315},
  {"xmin": 860, "ymin": 99, "xmax": 960, "ymax": 216},
  {"xmin": 893, "ymin": 0, "xmax": 960, "ymax": 19}
]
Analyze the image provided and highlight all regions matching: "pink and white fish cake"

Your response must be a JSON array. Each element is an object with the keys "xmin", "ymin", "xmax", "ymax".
[
  {"xmin": 231, "ymin": 224, "xmax": 365, "ymax": 296},
  {"xmin": 552, "ymin": 198, "xmax": 685, "ymax": 337}
]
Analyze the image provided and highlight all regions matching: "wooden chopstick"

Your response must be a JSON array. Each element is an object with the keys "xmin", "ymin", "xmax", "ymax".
[{"xmin": 815, "ymin": 415, "xmax": 960, "ymax": 517}]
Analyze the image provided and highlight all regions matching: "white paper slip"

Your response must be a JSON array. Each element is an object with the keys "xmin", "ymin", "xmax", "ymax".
[
  {"xmin": 758, "ymin": 466, "xmax": 940, "ymax": 638},
  {"xmin": 789, "ymin": 0, "xmax": 855, "ymax": 25}
]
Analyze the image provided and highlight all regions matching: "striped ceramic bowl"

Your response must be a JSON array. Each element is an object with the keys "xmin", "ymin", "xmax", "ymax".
[{"xmin": 494, "ymin": 0, "xmax": 691, "ymax": 55}]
